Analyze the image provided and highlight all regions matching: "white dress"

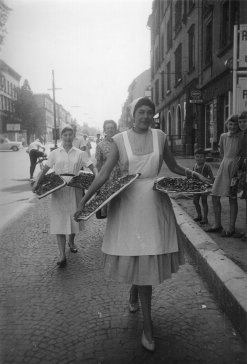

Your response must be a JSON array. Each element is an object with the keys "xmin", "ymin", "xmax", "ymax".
[
  {"xmin": 103, "ymin": 128, "xmax": 184, "ymax": 285},
  {"xmin": 46, "ymin": 146, "xmax": 92, "ymax": 235}
]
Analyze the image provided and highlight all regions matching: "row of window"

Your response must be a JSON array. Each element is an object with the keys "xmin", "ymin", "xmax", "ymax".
[
  {"xmin": 0, "ymin": 95, "xmax": 15, "ymax": 112},
  {"xmin": 0, "ymin": 76, "xmax": 18, "ymax": 99},
  {"xmin": 152, "ymin": 0, "xmax": 236, "ymax": 77}
]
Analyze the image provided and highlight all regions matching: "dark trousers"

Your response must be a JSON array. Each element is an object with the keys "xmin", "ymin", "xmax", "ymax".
[{"xmin": 29, "ymin": 149, "xmax": 44, "ymax": 178}]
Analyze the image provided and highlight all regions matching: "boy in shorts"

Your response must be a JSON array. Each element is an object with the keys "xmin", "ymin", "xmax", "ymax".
[{"xmin": 193, "ymin": 148, "xmax": 214, "ymax": 225}]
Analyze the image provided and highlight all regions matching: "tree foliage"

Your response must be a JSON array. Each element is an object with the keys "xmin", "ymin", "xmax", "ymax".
[
  {"xmin": 14, "ymin": 80, "xmax": 45, "ymax": 143},
  {"xmin": 77, "ymin": 121, "xmax": 99, "ymax": 137},
  {"xmin": 0, "ymin": 1, "xmax": 11, "ymax": 48}
]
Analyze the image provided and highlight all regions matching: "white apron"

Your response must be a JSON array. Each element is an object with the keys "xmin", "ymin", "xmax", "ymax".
[{"xmin": 102, "ymin": 129, "xmax": 180, "ymax": 256}]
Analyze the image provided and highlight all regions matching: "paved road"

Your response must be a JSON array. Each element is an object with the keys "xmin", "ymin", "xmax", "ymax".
[
  {"xmin": 0, "ymin": 143, "xmax": 96, "ymax": 231},
  {"xmin": 1, "ymin": 197, "xmax": 247, "ymax": 364},
  {"xmin": 0, "ymin": 149, "xmax": 33, "ymax": 231}
]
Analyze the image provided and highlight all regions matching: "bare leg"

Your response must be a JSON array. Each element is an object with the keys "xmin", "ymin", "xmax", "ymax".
[
  {"xmin": 201, "ymin": 195, "xmax": 209, "ymax": 223},
  {"xmin": 68, "ymin": 233, "xmax": 77, "ymax": 250},
  {"xmin": 129, "ymin": 284, "xmax": 138, "ymax": 303},
  {"xmin": 229, "ymin": 197, "xmax": 238, "ymax": 232},
  {"xmin": 56, "ymin": 234, "xmax": 66, "ymax": 261},
  {"xmin": 212, "ymin": 195, "xmax": 221, "ymax": 227},
  {"xmin": 128, "ymin": 284, "xmax": 139, "ymax": 312},
  {"xmin": 138, "ymin": 285, "xmax": 153, "ymax": 342},
  {"xmin": 193, "ymin": 195, "xmax": 202, "ymax": 220}
]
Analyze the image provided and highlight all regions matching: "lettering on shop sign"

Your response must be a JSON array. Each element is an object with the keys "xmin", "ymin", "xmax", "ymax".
[
  {"xmin": 239, "ymin": 25, "xmax": 247, "ymax": 68},
  {"xmin": 237, "ymin": 77, "xmax": 247, "ymax": 112}
]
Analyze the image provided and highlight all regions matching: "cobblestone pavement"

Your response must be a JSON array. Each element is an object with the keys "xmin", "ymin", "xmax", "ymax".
[
  {"xmin": 160, "ymin": 158, "xmax": 247, "ymax": 273},
  {"xmin": 1, "ymin": 197, "xmax": 247, "ymax": 364}
]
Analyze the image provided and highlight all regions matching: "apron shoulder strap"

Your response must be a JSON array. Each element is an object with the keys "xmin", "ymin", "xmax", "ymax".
[{"xmin": 122, "ymin": 130, "xmax": 133, "ymax": 160}]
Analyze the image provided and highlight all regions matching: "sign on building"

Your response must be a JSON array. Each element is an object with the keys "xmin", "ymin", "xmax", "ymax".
[
  {"xmin": 239, "ymin": 24, "xmax": 247, "ymax": 68},
  {"xmin": 6, "ymin": 123, "xmax": 20, "ymax": 131},
  {"xmin": 189, "ymin": 89, "xmax": 203, "ymax": 104},
  {"xmin": 237, "ymin": 77, "xmax": 247, "ymax": 113}
]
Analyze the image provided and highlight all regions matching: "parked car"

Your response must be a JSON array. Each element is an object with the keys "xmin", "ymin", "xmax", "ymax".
[{"xmin": 0, "ymin": 137, "xmax": 23, "ymax": 151}]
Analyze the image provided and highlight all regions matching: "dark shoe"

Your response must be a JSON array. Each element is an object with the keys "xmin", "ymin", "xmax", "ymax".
[
  {"xmin": 200, "ymin": 220, "xmax": 208, "ymax": 225},
  {"xmin": 205, "ymin": 226, "xmax": 223, "ymax": 233},
  {"xmin": 68, "ymin": 243, "xmax": 78, "ymax": 253},
  {"xmin": 221, "ymin": 230, "xmax": 235, "ymax": 238},
  {"xmin": 57, "ymin": 258, "xmax": 67, "ymax": 268},
  {"xmin": 129, "ymin": 301, "xmax": 139, "ymax": 313},
  {"xmin": 194, "ymin": 216, "xmax": 202, "ymax": 222}
]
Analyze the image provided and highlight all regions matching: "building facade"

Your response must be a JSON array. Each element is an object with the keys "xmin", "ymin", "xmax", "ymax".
[
  {"xmin": 149, "ymin": 0, "xmax": 247, "ymax": 155},
  {"xmin": 119, "ymin": 69, "xmax": 151, "ymax": 131},
  {"xmin": 0, "ymin": 59, "xmax": 21, "ymax": 141},
  {"xmin": 33, "ymin": 94, "xmax": 74, "ymax": 143}
]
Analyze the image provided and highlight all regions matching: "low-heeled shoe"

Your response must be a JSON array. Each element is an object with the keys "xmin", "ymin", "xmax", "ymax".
[
  {"xmin": 129, "ymin": 301, "xmax": 139, "ymax": 313},
  {"xmin": 57, "ymin": 259, "xmax": 67, "ymax": 268},
  {"xmin": 68, "ymin": 243, "xmax": 78, "ymax": 253},
  {"xmin": 141, "ymin": 331, "xmax": 155, "ymax": 352}
]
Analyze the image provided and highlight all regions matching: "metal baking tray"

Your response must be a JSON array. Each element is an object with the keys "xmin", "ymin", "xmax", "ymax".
[
  {"xmin": 67, "ymin": 171, "xmax": 95, "ymax": 189},
  {"xmin": 75, "ymin": 173, "xmax": 140, "ymax": 221},
  {"xmin": 153, "ymin": 176, "xmax": 212, "ymax": 196},
  {"xmin": 34, "ymin": 173, "xmax": 67, "ymax": 199}
]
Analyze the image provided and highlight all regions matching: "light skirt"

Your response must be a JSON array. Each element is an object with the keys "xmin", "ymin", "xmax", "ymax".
[
  {"xmin": 103, "ymin": 239, "xmax": 185, "ymax": 286},
  {"xmin": 50, "ymin": 186, "xmax": 84, "ymax": 235}
]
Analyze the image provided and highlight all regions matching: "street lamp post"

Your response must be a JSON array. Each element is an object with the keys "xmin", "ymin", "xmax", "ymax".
[{"xmin": 48, "ymin": 70, "xmax": 62, "ymax": 149}]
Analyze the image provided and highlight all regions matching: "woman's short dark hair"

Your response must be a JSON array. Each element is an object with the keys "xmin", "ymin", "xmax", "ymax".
[
  {"xmin": 133, "ymin": 98, "xmax": 155, "ymax": 117},
  {"xmin": 239, "ymin": 111, "xmax": 247, "ymax": 121},
  {"xmin": 103, "ymin": 120, "xmax": 117, "ymax": 131}
]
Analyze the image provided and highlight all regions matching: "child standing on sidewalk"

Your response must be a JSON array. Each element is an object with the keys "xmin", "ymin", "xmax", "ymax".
[
  {"xmin": 193, "ymin": 148, "xmax": 214, "ymax": 225},
  {"xmin": 206, "ymin": 115, "xmax": 244, "ymax": 237}
]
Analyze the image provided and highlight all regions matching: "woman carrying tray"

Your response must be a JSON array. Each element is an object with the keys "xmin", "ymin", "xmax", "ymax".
[
  {"xmin": 33, "ymin": 126, "xmax": 97, "ymax": 268},
  {"xmin": 74, "ymin": 97, "xmax": 208, "ymax": 351}
]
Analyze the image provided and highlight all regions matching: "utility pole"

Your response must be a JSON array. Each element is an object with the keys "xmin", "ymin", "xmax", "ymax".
[{"xmin": 48, "ymin": 70, "xmax": 62, "ymax": 149}]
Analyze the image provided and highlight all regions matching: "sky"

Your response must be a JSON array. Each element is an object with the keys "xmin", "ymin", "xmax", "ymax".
[{"xmin": 1, "ymin": 0, "xmax": 152, "ymax": 130}]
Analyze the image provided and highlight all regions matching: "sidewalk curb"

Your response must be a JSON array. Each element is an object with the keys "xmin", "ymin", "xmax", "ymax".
[{"xmin": 172, "ymin": 200, "xmax": 247, "ymax": 343}]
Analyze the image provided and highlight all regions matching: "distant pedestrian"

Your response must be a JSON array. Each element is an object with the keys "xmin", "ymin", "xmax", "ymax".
[
  {"xmin": 95, "ymin": 120, "xmax": 120, "ymax": 218},
  {"xmin": 79, "ymin": 134, "xmax": 92, "ymax": 157},
  {"xmin": 26, "ymin": 138, "xmax": 46, "ymax": 181},
  {"xmin": 206, "ymin": 115, "xmax": 244, "ymax": 237},
  {"xmin": 96, "ymin": 133, "xmax": 101, "ymax": 144},
  {"xmin": 33, "ymin": 126, "xmax": 97, "ymax": 268},
  {"xmin": 95, "ymin": 120, "xmax": 120, "ymax": 178},
  {"xmin": 192, "ymin": 148, "xmax": 214, "ymax": 225}
]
